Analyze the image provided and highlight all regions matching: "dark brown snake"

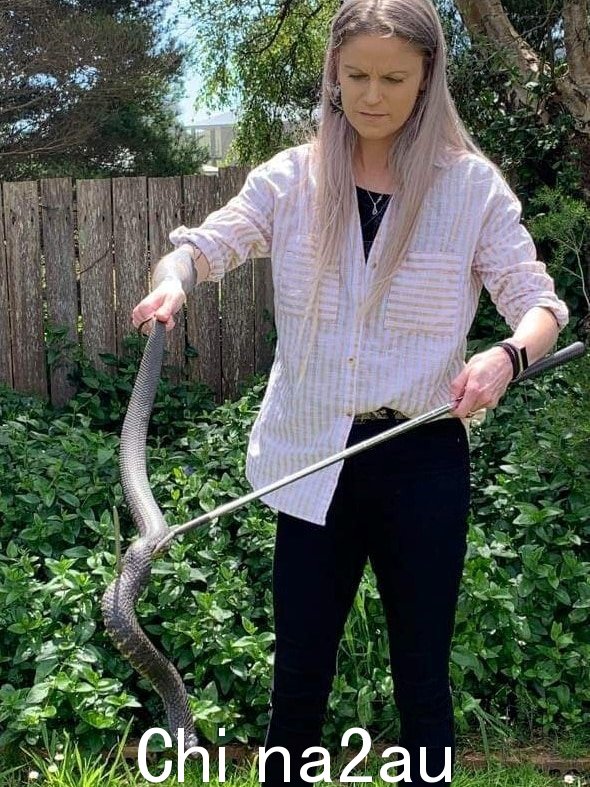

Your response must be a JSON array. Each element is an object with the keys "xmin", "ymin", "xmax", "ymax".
[{"xmin": 101, "ymin": 319, "xmax": 199, "ymax": 749}]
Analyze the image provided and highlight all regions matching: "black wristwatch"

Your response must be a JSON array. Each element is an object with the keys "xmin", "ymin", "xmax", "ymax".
[{"xmin": 494, "ymin": 341, "xmax": 529, "ymax": 380}]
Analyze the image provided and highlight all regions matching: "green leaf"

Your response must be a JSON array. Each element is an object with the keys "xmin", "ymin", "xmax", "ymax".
[
  {"xmin": 26, "ymin": 684, "xmax": 51, "ymax": 705},
  {"xmin": 59, "ymin": 492, "xmax": 80, "ymax": 508}
]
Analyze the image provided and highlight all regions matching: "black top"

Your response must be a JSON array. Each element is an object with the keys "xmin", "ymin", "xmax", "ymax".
[{"xmin": 356, "ymin": 186, "xmax": 393, "ymax": 262}]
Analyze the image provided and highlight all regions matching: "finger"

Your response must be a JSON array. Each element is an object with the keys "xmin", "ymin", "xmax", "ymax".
[
  {"xmin": 486, "ymin": 395, "xmax": 503, "ymax": 410},
  {"xmin": 132, "ymin": 296, "xmax": 160, "ymax": 328},
  {"xmin": 138, "ymin": 316, "xmax": 154, "ymax": 336},
  {"xmin": 138, "ymin": 314, "xmax": 177, "ymax": 336},
  {"xmin": 450, "ymin": 367, "xmax": 469, "ymax": 402},
  {"xmin": 154, "ymin": 291, "xmax": 185, "ymax": 322},
  {"xmin": 451, "ymin": 369, "xmax": 469, "ymax": 407},
  {"xmin": 453, "ymin": 382, "xmax": 482, "ymax": 418},
  {"xmin": 154, "ymin": 303, "xmax": 174, "ymax": 323},
  {"xmin": 132, "ymin": 305, "xmax": 149, "ymax": 329}
]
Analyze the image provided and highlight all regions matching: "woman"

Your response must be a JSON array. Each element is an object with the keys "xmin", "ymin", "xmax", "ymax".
[{"xmin": 132, "ymin": 1, "xmax": 568, "ymax": 783}]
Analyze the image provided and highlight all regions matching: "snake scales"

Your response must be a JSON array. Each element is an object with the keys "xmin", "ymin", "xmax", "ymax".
[{"xmin": 101, "ymin": 319, "xmax": 199, "ymax": 749}]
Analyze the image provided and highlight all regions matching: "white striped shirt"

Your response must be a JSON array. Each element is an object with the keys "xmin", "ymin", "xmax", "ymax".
[{"xmin": 170, "ymin": 143, "xmax": 569, "ymax": 525}]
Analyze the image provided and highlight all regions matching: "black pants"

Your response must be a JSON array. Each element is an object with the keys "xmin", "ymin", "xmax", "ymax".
[{"xmin": 262, "ymin": 417, "xmax": 471, "ymax": 785}]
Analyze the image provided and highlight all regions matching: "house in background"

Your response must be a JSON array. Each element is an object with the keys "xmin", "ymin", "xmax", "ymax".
[{"xmin": 186, "ymin": 110, "xmax": 237, "ymax": 167}]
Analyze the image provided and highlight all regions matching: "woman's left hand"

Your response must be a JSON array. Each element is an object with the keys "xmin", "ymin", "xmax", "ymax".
[{"xmin": 450, "ymin": 347, "xmax": 514, "ymax": 418}]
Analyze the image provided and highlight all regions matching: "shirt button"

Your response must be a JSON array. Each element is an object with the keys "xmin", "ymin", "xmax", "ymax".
[
  {"xmin": 348, "ymin": 357, "xmax": 355, "ymax": 363},
  {"xmin": 371, "ymin": 262, "xmax": 377, "ymax": 268},
  {"xmin": 346, "ymin": 411, "xmax": 353, "ymax": 417}
]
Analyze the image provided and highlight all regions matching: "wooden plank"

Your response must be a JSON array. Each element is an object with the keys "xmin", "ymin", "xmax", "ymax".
[
  {"xmin": 3, "ymin": 181, "xmax": 46, "ymax": 397},
  {"xmin": 77, "ymin": 179, "xmax": 116, "ymax": 373},
  {"xmin": 254, "ymin": 258, "xmax": 275, "ymax": 374},
  {"xmin": 147, "ymin": 176, "xmax": 184, "ymax": 384},
  {"xmin": 218, "ymin": 167, "xmax": 254, "ymax": 401},
  {"xmin": 0, "ymin": 184, "xmax": 12, "ymax": 389},
  {"xmin": 40, "ymin": 177, "xmax": 78, "ymax": 407},
  {"xmin": 113, "ymin": 177, "xmax": 148, "ymax": 354},
  {"xmin": 183, "ymin": 174, "xmax": 222, "ymax": 401}
]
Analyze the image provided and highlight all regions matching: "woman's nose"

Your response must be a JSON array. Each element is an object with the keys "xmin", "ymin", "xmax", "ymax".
[{"xmin": 365, "ymin": 80, "xmax": 382, "ymax": 103}]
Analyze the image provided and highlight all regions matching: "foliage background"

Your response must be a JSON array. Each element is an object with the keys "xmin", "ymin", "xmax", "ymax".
[
  {"xmin": 0, "ymin": 0, "xmax": 589, "ymax": 761},
  {"xmin": 0, "ymin": 328, "xmax": 588, "ymax": 755},
  {"xmin": 0, "ymin": 0, "xmax": 208, "ymax": 180}
]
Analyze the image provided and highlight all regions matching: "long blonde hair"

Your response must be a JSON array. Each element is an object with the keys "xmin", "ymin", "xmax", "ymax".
[{"xmin": 295, "ymin": 0, "xmax": 490, "ymax": 386}]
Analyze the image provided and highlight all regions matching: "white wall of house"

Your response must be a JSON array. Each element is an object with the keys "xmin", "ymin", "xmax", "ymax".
[{"xmin": 186, "ymin": 110, "xmax": 237, "ymax": 166}]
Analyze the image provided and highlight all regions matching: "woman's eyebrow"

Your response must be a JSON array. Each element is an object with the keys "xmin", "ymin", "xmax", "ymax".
[{"xmin": 342, "ymin": 64, "xmax": 410, "ymax": 75}]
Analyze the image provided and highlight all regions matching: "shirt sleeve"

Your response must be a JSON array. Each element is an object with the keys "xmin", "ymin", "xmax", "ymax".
[
  {"xmin": 473, "ymin": 172, "xmax": 569, "ymax": 332},
  {"xmin": 168, "ymin": 158, "xmax": 275, "ymax": 283}
]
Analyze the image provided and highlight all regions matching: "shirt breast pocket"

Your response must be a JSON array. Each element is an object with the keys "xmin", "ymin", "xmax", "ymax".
[
  {"xmin": 278, "ymin": 236, "xmax": 339, "ymax": 323},
  {"xmin": 383, "ymin": 251, "xmax": 464, "ymax": 337}
]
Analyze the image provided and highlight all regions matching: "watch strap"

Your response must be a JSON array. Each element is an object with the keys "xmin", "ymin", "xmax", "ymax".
[{"xmin": 494, "ymin": 341, "xmax": 529, "ymax": 380}]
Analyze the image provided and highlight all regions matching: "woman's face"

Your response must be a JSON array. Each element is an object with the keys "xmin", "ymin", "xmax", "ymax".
[{"xmin": 336, "ymin": 34, "xmax": 427, "ymax": 146}]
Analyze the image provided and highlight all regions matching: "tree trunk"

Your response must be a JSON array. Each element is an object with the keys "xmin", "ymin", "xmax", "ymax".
[{"xmin": 453, "ymin": 0, "xmax": 590, "ymax": 137}]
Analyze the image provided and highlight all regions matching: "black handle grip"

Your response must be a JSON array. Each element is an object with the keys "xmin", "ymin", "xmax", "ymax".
[{"xmin": 514, "ymin": 341, "xmax": 586, "ymax": 382}]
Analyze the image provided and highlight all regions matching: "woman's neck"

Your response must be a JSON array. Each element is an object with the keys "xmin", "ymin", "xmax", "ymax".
[{"xmin": 353, "ymin": 143, "xmax": 395, "ymax": 194}]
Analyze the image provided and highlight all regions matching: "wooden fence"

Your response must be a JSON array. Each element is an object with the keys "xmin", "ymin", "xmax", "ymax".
[{"xmin": 0, "ymin": 168, "xmax": 276, "ymax": 407}]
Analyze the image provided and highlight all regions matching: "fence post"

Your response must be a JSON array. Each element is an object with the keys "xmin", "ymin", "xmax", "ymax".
[
  {"xmin": 183, "ymin": 173, "xmax": 222, "ymax": 402},
  {"xmin": 77, "ymin": 178, "xmax": 116, "ymax": 375},
  {"xmin": 41, "ymin": 177, "xmax": 78, "ymax": 407},
  {"xmin": 3, "ymin": 181, "xmax": 46, "ymax": 398},
  {"xmin": 113, "ymin": 176, "xmax": 149, "ymax": 360},
  {"xmin": 147, "ymin": 176, "xmax": 184, "ymax": 385},
  {"xmin": 0, "ymin": 184, "xmax": 12, "ymax": 389}
]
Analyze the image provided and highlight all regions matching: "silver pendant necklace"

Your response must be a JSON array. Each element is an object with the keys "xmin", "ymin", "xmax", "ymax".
[
  {"xmin": 364, "ymin": 189, "xmax": 384, "ymax": 216},
  {"xmin": 363, "ymin": 188, "xmax": 391, "ymax": 217}
]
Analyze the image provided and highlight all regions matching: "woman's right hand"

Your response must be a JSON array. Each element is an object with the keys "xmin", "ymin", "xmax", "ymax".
[{"xmin": 132, "ymin": 278, "xmax": 186, "ymax": 335}]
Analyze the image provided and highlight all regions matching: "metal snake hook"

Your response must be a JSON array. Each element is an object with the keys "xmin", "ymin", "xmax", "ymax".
[{"xmin": 153, "ymin": 340, "xmax": 586, "ymax": 556}]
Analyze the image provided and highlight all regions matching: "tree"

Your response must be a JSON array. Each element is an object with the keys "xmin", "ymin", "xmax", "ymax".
[
  {"xmin": 452, "ymin": 0, "xmax": 590, "ymax": 190},
  {"xmin": 181, "ymin": 0, "xmax": 589, "ymax": 192},
  {"xmin": 0, "ymin": 0, "xmax": 208, "ymax": 179},
  {"xmin": 179, "ymin": 0, "xmax": 333, "ymax": 163},
  {"xmin": 453, "ymin": 0, "xmax": 589, "ymax": 133}
]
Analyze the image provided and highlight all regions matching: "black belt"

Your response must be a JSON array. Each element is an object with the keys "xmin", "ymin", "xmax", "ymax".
[{"xmin": 353, "ymin": 407, "xmax": 409, "ymax": 424}]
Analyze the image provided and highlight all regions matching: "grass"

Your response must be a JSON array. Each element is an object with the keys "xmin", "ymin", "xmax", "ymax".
[
  {"xmin": 0, "ymin": 725, "xmax": 587, "ymax": 786},
  {"xmin": 0, "ymin": 762, "xmax": 584, "ymax": 786},
  {"xmin": 0, "ymin": 738, "xmax": 587, "ymax": 787}
]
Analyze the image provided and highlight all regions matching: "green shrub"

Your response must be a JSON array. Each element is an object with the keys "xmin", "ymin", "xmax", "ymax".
[
  {"xmin": 453, "ymin": 349, "xmax": 590, "ymax": 733},
  {"xmin": 528, "ymin": 188, "xmax": 590, "ymax": 324},
  {"xmin": 0, "ymin": 338, "xmax": 588, "ymax": 757}
]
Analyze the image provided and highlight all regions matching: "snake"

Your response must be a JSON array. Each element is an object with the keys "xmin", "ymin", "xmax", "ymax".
[{"xmin": 101, "ymin": 318, "xmax": 200, "ymax": 750}]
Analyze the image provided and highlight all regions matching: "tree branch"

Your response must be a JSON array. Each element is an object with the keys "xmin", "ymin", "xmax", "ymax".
[
  {"xmin": 454, "ymin": 0, "xmax": 590, "ymax": 135},
  {"xmin": 244, "ymin": 0, "xmax": 295, "ymax": 56},
  {"xmin": 453, "ymin": 0, "xmax": 542, "ymax": 75}
]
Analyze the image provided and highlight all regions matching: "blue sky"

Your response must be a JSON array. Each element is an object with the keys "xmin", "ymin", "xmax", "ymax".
[{"xmin": 164, "ymin": 0, "xmax": 226, "ymax": 125}]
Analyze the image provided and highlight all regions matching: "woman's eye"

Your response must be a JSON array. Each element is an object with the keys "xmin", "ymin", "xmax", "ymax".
[{"xmin": 348, "ymin": 75, "xmax": 403, "ymax": 83}]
